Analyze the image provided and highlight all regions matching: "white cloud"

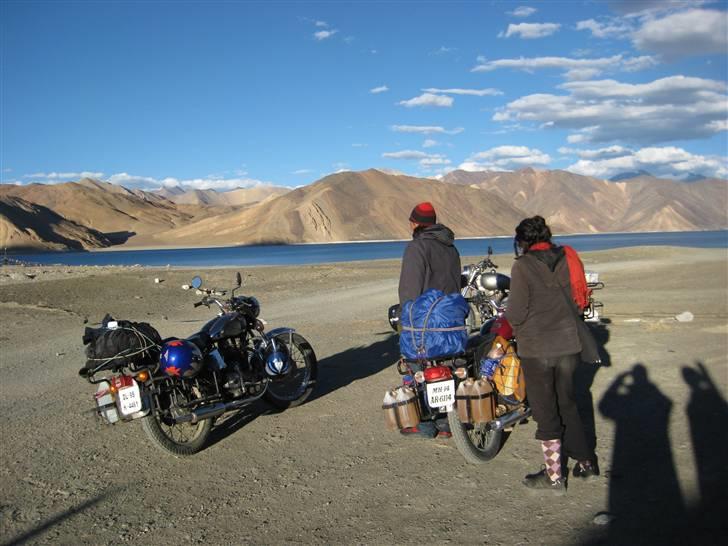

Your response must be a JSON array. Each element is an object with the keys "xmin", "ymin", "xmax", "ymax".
[
  {"xmin": 509, "ymin": 6, "xmax": 537, "ymax": 17},
  {"xmin": 420, "ymin": 157, "xmax": 451, "ymax": 167},
  {"xmin": 471, "ymin": 54, "xmax": 658, "ymax": 78},
  {"xmin": 501, "ymin": 22, "xmax": 561, "ymax": 39},
  {"xmin": 391, "ymin": 125, "xmax": 464, "ymax": 135},
  {"xmin": 422, "ymin": 139, "xmax": 439, "ymax": 148},
  {"xmin": 25, "ymin": 171, "xmax": 104, "ymax": 180},
  {"xmin": 566, "ymin": 145, "xmax": 728, "ymax": 179},
  {"xmin": 493, "ymin": 75, "xmax": 728, "ymax": 144},
  {"xmin": 382, "ymin": 150, "xmax": 450, "ymax": 169},
  {"xmin": 315, "ymin": 20, "xmax": 328, "ymax": 27},
  {"xmin": 292, "ymin": 169, "xmax": 312, "ymax": 175},
  {"xmin": 398, "ymin": 93, "xmax": 454, "ymax": 108},
  {"xmin": 459, "ymin": 145, "xmax": 551, "ymax": 171},
  {"xmin": 19, "ymin": 170, "xmax": 279, "ymax": 191},
  {"xmin": 558, "ymin": 145, "xmax": 632, "ymax": 159},
  {"xmin": 314, "ymin": 29, "xmax": 338, "ymax": 41},
  {"xmin": 576, "ymin": 18, "xmax": 632, "ymax": 39},
  {"xmin": 370, "ymin": 85, "xmax": 389, "ymax": 94},
  {"xmin": 431, "ymin": 46, "xmax": 458, "ymax": 55},
  {"xmin": 422, "ymin": 87, "xmax": 503, "ymax": 96},
  {"xmin": 633, "ymin": 8, "xmax": 728, "ymax": 57},
  {"xmin": 382, "ymin": 150, "xmax": 429, "ymax": 160}
]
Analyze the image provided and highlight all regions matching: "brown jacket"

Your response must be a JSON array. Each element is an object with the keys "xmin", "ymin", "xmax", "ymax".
[{"xmin": 505, "ymin": 247, "xmax": 581, "ymax": 358}]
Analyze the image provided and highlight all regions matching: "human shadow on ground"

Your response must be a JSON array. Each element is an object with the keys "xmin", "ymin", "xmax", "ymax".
[
  {"xmin": 581, "ymin": 361, "xmax": 728, "ymax": 545},
  {"xmin": 2, "ymin": 488, "xmax": 117, "ymax": 546},
  {"xmin": 681, "ymin": 362, "xmax": 728, "ymax": 542},
  {"xmin": 573, "ymin": 322, "xmax": 611, "ymax": 455},
  {"xmin": 307, "ymin": 333, "xmax": 400, "ymax": 403}
]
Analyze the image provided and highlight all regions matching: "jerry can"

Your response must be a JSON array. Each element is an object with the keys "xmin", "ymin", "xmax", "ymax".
[
  {"xmin": 382, "ymin": 386, "xmax": 421, "ymax": 430},
  {"xmin": 456, "ymin": 378, "xmax": 475, "ymax": 423},
  {"xmin": 470, "ymin": 379, "xmax": 496, "ymax": 424}
]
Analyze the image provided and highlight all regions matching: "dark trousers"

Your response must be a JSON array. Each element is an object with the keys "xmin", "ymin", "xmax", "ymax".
[{"xmin": 521, "ymin": 353, "xmax": 592, "ymax": 462}]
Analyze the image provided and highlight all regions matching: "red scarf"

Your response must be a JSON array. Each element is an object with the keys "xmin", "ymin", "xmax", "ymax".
[{"xmin": 528, "ymin": 242, "xmax": 591, "ymax": 310}]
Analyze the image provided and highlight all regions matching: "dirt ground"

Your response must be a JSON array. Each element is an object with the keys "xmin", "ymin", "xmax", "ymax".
[{"xmin": 0, "ymin": 246, "xmax": 726, "ymax": 545}]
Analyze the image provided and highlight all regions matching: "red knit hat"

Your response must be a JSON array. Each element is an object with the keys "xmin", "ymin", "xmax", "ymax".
[{"xmin": 409, "ymin": 202, "xmax": 437, "ymax": 225}]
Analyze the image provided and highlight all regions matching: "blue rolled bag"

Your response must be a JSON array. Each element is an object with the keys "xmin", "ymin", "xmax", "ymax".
[{"xmin": 400, "ymin": 289, "xmax": 469, "ymax": 360}]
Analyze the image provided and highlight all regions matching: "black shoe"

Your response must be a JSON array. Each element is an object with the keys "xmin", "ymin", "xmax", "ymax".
[
  {"xmin": 573, "ymin": 459, "xmax": 600, "ymax": 480},
  {"xmin": 523, "ymin": 466, "xmax": 566, "ymax": 495}
]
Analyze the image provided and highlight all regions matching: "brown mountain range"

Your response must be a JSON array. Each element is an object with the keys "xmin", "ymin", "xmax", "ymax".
[
  {"xmin": 442, "ymin": 168, "xmax": 728, "ymax": 233},
  {"xmin": 0, "ymin": 195, "xmax": 110, "ymax": 251},
  {"xmin": 156, "ymin": 185, "xmax": 290, "ymax": 207},
  {"xmin": 140, "ymin": 169, "xmax": 527, "ymax": 246},
  {"xmin": 0, "ymin": 168, "xmax": 725, "ymax": 251}
]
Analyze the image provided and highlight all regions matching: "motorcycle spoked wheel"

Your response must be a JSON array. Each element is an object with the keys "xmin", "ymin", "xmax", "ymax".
[
  {"xmin": 447, "ymin": 411, "xmax": 503, "ymax": 464},
  {"xmin": 141, "ymin": 385, "xmax": 212, "ymax": 457},
  {"xmin": 264, "ymin": 332, "xmax": 317, "ymax": 410}
]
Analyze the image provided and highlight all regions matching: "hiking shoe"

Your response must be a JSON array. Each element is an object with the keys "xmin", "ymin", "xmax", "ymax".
[
  {"xmin": 573, "ymin": 459, "xmax": 600, "ymax": 480},
  {"xmin": 400, "ymin": 424, "xmax": 436, "ymax": 438},
  {"xmin": 436, "ymin": 431, "xmax": 452, "ymax": 439},
  {"xmin": 523, "ymin": 467, "xmax": 566, "ymax": 495}
]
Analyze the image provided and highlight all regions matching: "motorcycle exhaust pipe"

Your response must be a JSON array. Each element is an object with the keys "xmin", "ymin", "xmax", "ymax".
[
  {"xmin": 489, "ymin": 406, "xmax": 532, "ymax": 431},
  {"xmin": 173, "ymin": 398, "xmax": 251, "ymax": 424}
]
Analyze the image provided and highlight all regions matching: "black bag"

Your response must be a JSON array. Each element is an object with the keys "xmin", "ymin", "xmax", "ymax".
[
  {"xmin": 558, "ymin": 286, "xmax": 600, "ymax": 364},
  {"xmin": 81, "ymin": 316, "xmax": 162, "ymax": 375}
]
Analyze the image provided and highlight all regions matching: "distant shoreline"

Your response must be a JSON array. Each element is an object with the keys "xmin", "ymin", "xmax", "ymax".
[{"xmin": 91, "ymin": 228, "xmax": 728, "ymax": 253}]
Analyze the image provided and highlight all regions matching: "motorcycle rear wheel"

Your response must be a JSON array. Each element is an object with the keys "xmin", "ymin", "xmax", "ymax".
[
  {"xmin": 141, "ymin": 387, "xmax": 212, "ymax": 456},
  {"xmin": 447, "ymin": 411, "xmax": 503, "ymax": 464},
  {"xmin": 264, "ymin": 332, "xmax": 317, "ymax": 410}
]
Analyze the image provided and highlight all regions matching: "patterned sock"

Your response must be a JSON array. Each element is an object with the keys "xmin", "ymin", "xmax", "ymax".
[{"xmin": 541, "ymin": 440, "xmax": 562, "ymax": 482}]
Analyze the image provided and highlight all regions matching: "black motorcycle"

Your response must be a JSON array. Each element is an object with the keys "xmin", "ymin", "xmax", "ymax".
[{"xmin": 80, "ymin": 272, "xmax": 317, "ymax": 456}]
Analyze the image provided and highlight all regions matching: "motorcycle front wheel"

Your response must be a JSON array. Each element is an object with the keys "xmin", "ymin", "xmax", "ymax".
[
  {"xmin": 447, "ymin": 411, "xmax": 503, "ymax": 464},
  {"xmin": 264, "ymin": 332, "xmax": 317, "ymax": 410},
  {"xmin": 141, "ymin": 386, "xmax": 212, "ymax": 457}
]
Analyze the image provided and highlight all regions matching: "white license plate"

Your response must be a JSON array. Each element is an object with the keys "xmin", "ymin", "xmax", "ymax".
[
  {"xmin": 118, "ymin": 381, "xmax": 142, "ymax": 416},
  {"xmin": 426, "ymin": 379, "xmax": 455, "ymax": 410}
]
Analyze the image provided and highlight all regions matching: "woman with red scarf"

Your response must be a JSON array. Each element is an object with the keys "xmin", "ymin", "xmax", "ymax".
[{"xmin": 506, "ymin": 216, "xmax": 598, "ymax": 494}]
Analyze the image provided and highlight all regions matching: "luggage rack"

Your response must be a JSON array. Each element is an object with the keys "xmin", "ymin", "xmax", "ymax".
[{"xmin": 584, "ymin": 271, "xmax": 605, "ymax": 323}]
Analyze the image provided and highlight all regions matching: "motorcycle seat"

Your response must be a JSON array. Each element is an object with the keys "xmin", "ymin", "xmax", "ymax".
[{"xmin": 185, "ymin": 332, "xmax": 211, "ymax": 353}]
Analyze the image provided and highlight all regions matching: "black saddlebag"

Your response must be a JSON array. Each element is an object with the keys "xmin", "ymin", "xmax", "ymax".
[{"xmin": 80, "ymin": 316, "xmax": 162, "ymax": 375}]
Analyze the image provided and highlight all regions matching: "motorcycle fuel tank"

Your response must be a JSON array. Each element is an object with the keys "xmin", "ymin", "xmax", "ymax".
[
  {"xmin": 202, "ymin": 313, "xmax": 246, "ymax": 340},
  {"xmin": 477, "ymin": 272, "xmax": 510, "ymax": 292}
]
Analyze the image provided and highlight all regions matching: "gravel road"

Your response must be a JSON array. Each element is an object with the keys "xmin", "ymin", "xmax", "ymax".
[{"xmin": 1, "ymin": 247, "xmax": 726, "ymax": 545}]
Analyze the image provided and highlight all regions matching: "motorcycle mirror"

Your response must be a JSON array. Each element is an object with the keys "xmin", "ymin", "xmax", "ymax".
[
  {"xmin": 236, "ymin": 272, "xmax": 242, "ymax": 287},
  {"xmin": 191, "ymin": 276, "xmax": 203, "ymax": 289}
]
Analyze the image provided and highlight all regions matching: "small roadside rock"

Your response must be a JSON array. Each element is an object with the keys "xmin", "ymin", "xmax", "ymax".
[
  {"xmin": 675, "ymin": 311, "xmax": 694, "ymax": 322},
  {"xmin": 593, "ymin": 512, "xmax": 615, "ymax": 526}
]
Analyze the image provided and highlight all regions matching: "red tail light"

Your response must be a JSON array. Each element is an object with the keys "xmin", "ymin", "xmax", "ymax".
[{"xmin": 424, "ymin": 366, "xmax": 452, "ymax": 382}]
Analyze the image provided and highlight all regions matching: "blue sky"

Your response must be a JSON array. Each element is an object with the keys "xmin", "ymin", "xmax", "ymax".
[{"xmin": 1, "ymin": 0, "xmax": 726, "ymax": 190}]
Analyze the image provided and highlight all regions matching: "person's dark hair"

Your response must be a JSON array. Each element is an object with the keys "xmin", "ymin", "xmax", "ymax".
[{"xmin": 515, "ymin": 215, "xmax": 552, "ymax": 248}]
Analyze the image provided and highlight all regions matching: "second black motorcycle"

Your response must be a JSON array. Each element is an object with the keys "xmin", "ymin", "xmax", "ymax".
[{"xmin": 80, "ymin": 272, "xmax": 317, "ymax": 456}]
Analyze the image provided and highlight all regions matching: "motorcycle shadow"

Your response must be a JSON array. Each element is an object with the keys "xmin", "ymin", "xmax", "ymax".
[
  {"xmin": 307, "ymin": 334, "xmax": 400, "ymax": 403},
  {"xmin": 205, "ymin": 400, "xmax": 272, "ymax": 448}
]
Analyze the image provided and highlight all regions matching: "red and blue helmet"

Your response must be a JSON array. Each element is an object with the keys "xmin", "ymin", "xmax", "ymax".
[{"xmin": 160, "ymin": 339, "xmax": 203, "ymax": 378}]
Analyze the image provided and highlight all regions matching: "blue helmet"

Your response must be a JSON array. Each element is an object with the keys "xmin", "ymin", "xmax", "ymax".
[{"xmin": 160, "ymin": 339, "xmax": 203, "ymax": 378}]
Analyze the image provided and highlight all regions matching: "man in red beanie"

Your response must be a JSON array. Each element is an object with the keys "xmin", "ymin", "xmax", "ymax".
[
  {"xmin": 398, "ymin": 202, "xmax": 461, "ymax": 305},
  {"xmin": 398, "ymin": 202, "xmax": 462, "ymax": 439}
]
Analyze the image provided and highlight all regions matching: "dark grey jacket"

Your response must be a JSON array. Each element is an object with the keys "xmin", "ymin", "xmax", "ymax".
[
  {"xmin": 398, "ymin": 224, "xmax": 462, "ymax": 305},
  {"xmin": 505, "ymin": 247, "xmax": 581, "ymax": 358}
]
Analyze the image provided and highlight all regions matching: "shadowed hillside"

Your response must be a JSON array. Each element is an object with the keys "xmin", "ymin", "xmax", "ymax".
[{"xmin": 0, "ymin": 195, "xmax": 111, "ymax": 251}]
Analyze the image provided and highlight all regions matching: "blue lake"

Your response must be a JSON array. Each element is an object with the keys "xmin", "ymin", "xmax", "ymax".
[{"xmin": 7, "ymin": 230, "xmax": 727, "ymax": 267}]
